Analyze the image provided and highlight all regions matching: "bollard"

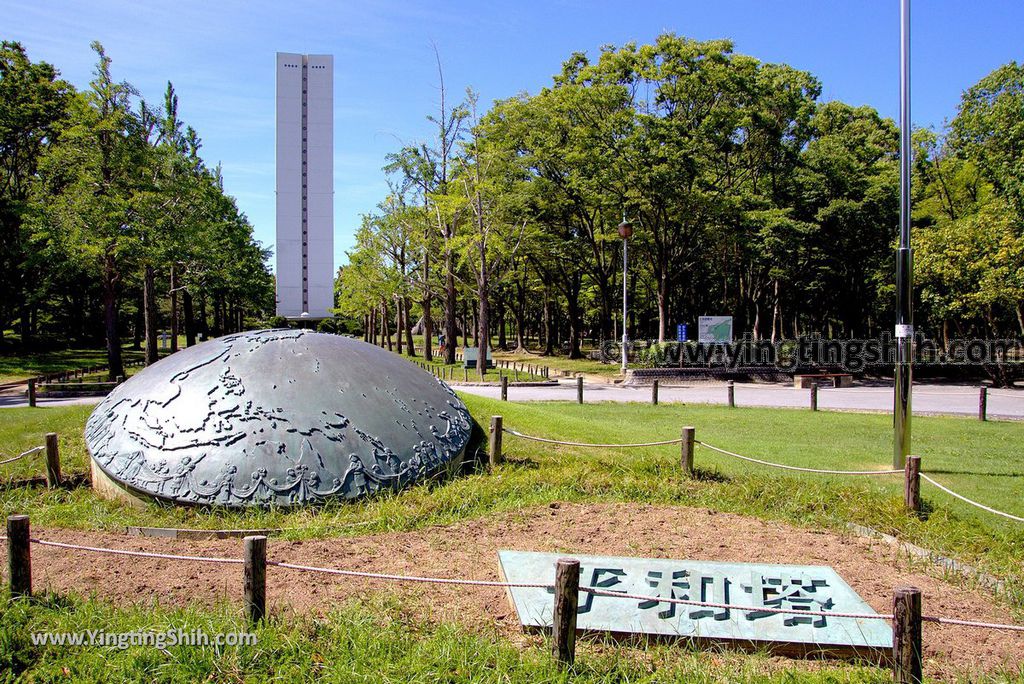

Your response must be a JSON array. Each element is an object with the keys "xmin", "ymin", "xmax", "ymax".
[
  {"xmin": 116, "ymin": 375, "xmax": 125, "ymax": 384},
  {"xmin": 904, "ymin": 455, "xmax": 921, "ymax": 513},
  {"xmin": 652, "ymin": 379, "xmax": 659, "ymax": 405},
  {"xmin": 893, "ymin": 587, "xmax": 923, "ymax": 684},
  {"xmin": 978, "ymin": 386, "xmax": 987, "ymax": 422},
  {"xmin": 577, "ymin": 376, "xmax": 584, "ymax": 404},
  {"xmin": 727, "ymin": 380, "xmax": 735, "ymax": 408},
  {"xmin": 810, "ymin": 383, "xmax": 818, "ymax": 412},
  {"xmin": 489, "ymin": 416, "xmax": 503, "ymax": 468},
  {"xmin": 7, "ymin": 514, "xmax": 31, "ymax": 598},
  {"xmin": 244, "ymin": 535, "xmax": 267, "ymax": 624},
  {"xmin": 552, "ymin": 558, "xmax": 580, "ymax": 668},
  {"xmin": 501, "ymin": 375, "xmax": 508, "ymax": 401},
  {"xmin": 28, "ymin": 379, "xmax": 36, "ymax": 408},
  {"xmin": 681, "ymin": 426, "xmax": 695, "ymax": 477},
  {"xmin": 464, "ymin": 368, "xmax": 468, "ymax": 382},
  {"xmin": 45, "ymin": 433, "xmax": 62, "ymax": 488}
]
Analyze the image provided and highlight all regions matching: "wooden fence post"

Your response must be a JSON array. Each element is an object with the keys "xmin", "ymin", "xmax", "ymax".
[
  {"xmin": 44, "ymin": 433, "xmax": 61, "ymax": 488},
  {"xmin": 893, "ymin": 587, "xmax": 923, "ymax": 684},
  {"xmin": 978, "ymin": 386, "xmax": 987, "ymax": 422},
  {"xmin": 501, "ymin": 375, "xmax": 508, "ymax": 401},
  {"xmin": 904, "ymin": 455, "xmax": 921, "ymax": 513},
  {"xmin": 681, "ymin": 426, "xmax": 695, "ymax": 477},
  {"xmin": 7, "ymin": 515, "xmax": 31, "ymax": 598},
  {"xmin": 489, "ymin": 416, "xmax": 503, "ymax": 468},
  {"xmin": 244, "ymin": 535, "xmax": 267, "ymax": 624},
  {"xmin": 552, "ymin": 558, "xmax": 580, "ymax": 668},
  {"xmin": 651, "ymin": 380, "xmax": 659, "ymax": 405},
  {"xmin": 27, "ymin": 379, "xmax": 36, "ymax": 408},
  {"xmin": 727, "ymin": 380, "xmax": 735, "ymax": 408},
  {"xmin": 810, "ymin": 383, "xmax": 818, "ymax": 412},
  {"xmin": 577, "ymin": 376, "xmax": 584, "ymax": 404}
]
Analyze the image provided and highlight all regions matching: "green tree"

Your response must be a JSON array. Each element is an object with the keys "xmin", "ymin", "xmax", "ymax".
[{"xmin": 0, "ymin": 41, "xmax": 72, "ymax": 346}]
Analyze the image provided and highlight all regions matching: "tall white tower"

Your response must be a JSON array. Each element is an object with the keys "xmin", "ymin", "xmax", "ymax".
[{"xmin": 276, "ymin": 53, "xmax": 334, "ymax": 319}]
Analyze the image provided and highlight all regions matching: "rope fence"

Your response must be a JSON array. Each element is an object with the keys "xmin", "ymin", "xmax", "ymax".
[
  {"xmin": 919, "ymin": 474, "xmax": 1024, "ymax": 523},
  {"xmin": 4, "ymin": 527, "xmax": 1023, "ymax": 634},
  {"xmin": 0, "ymin": 445, "xmax": 43, "ymax": 467},
  {"xmin": 500, "ymin": 424, "xmax": 1023, "ymax": 524},
  {"xmin": 695, "ymin": 441, "xmax": 904, "ymax": 476},
  {"xmin": 4, "ymin": 516, "xmax": 1023, "ymax": 684},
  {"xmin": 0, "ymin": 435, "xmax": 62, "ymax": 488},
  {"xmin": 502, "ymin": 428, "xmax": 683, "ymax": 448}
]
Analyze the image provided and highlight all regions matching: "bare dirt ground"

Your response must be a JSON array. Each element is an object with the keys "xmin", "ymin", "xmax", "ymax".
[{"xmin": 6, "ymin": 503, "xmax": 1023, "ymax": 681}]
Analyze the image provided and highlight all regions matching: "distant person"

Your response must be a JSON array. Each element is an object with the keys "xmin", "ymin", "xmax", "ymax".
[{"xmin": 438, "ymin": 332, "xmax": 446, "ymax": 355}]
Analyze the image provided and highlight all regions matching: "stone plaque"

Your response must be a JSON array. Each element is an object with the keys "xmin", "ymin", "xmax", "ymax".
[{"xmin": 498, "ymin": 551, "xmax": 891, "ymax": 657}]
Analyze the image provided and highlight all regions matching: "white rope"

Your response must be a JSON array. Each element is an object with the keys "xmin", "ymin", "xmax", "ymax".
[
  {"xmin": 921, "ymin": 615, "xmax": 1024, "ymax": 632},
  {"xmin": 268, "ymin": 560, "xmax": 550, "ymax": 589},
  {"xmin": 8, "ymin": 533, "xmax": 1024, "ymax": 632},
  {"xmin": 0, "ymin": 446, "xmax": 44, "ymax": 466},
  {"xmin": 696, "ymin": 441, "xmax": 903, "ymax": 476},
  {"xmin": 30, "ymin": 538, "xmax": 244, "ymax": 564},
  {"xmin": 503, "ymin": 428, "xmax": 682, "ymax": 448},
  {"xmin": 919, "ymin": 474, "xmax": 1024, "ymax": 523}
]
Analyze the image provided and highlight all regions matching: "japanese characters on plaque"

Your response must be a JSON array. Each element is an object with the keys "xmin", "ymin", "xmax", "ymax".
[{"xmin": 497, "ymin": 551, "xmax": 892, "ymax": 654}]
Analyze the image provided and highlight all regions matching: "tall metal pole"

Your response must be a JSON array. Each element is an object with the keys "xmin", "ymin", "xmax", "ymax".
[
  {"xmin": 894, "ymin": 0, "xmax": 913, "ymax": 469},
  {"xmin": 622, "ymin": 236, "xmax": 629, "ymax": 373}
]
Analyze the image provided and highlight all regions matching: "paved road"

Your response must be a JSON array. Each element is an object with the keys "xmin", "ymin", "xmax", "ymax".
[
  {"xmin": 3, "ymin": 381, "xmax": 1023, "ymax": 419},
  {"xmin": 453, "ymin": 380, "xmax": 1024, "ymax": 419}
]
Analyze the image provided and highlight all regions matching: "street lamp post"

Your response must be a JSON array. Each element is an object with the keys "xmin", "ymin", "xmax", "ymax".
[
  {"xmin": 894, "ymin": 0, "xmax": 913, "ymax": 469},
  {"xmin": 618, "ymin": 216, "xmax": 634, "ymax": 374}
]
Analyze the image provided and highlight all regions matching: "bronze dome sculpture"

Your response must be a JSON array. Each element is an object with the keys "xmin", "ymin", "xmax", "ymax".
[{"xmin": 85, "ymin": 329, "xmax": 474, "ymax": 507}]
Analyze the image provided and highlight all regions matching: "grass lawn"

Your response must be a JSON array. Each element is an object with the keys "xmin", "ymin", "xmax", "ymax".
[
  {"xmin": 0, "ymin": 592, "xmax": 896, "ymax": 684},
  {"xmin": 1, "ymin": 398, "xmax": 1022, "ymax": 682},
  {"xmin": 2, "ymin": 398, "xmax": 1022, "ymax": 592},
  {"xmin": 0, "ymin": 348, "xmax": 150, "ymax": 385}
]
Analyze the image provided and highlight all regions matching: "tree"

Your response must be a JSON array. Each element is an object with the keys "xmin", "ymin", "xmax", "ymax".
[
  {"xmin": 950, "ymin": 61, "xmax": 1024, "ymax": 226},
  {"xmin": 0, "ymin": 41, "xmax": 72, "ymax": 346},
  {"xmin": 32, "ymin": 42, "xmax": 147, "ymax": 378}
]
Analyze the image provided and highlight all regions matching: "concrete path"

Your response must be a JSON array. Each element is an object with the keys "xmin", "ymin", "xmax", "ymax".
[
  {"xmin": 3, "ymin": 380, "xmax": 1023, "ymax": 419},
  {"xmin": 453, "ymin": 380, "xmax": 1024, "ymax": 420}
]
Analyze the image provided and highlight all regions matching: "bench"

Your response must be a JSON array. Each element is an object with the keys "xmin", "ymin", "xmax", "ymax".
[{"xmin": 793, "ymin": 373, "xmax": 853, "ymax": 389}]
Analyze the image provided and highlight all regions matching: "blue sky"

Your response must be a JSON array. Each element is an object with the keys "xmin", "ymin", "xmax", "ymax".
[{"xmin": 5, "ymin": 0, "xmax": 1023, "ymax": 272}]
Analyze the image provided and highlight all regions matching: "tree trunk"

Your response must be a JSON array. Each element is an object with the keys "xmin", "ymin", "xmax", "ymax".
[
  {"xmin": 169, "ymin": 264, "xmax": 179, "ymax": 353},
  {"xmin": 382, "ymin": 302, "xmax": 393, "ymax": 351},
  {"xmin": 403, "ymin": 296, "xmax": 416, "ymax": 356},
  {"xmin": 543, "ymin": 290, "xmax": 555, "ymax": 356},
  {"xmin": 103, "ymin": 254, "xmax": 124, "ymax": 381},
  {"xmin": 461, "ymin": 300, "xmax": 469, "ymax": 347},
  {"xmin": 496, "ymin": 296, "xmax": 507, "ymax": 350},
  {"xmin": 395, "ymin": 299, "xmax": 403, "ymax": 355},
  {"xmin": 144, "ymin": 264, "xmax": 158, "ymax": 365},
  {"xmin": 444, "ymin": 247, "xmax": 457, "ymax": 365},
  {"xmin": 183, "ymin": 289, "xmax": 196, "ymax": 347},
  {"xmin": 422, "ymin": 250, "xmax": 433, "ymax": 362},
  {"xmin": 656, "ymin": 266, "xmax": 669, "ymax": 344},
  {"xmin": 131, "ymin": 304, "xmax": 143, "ymax": 351},
  {"xmin": 477, "ymin": 273, "xmax": 489, "ymax": 381},
  {"xmin": 513, "ymin": 303, "xmax": 526, "ymax": 351}
]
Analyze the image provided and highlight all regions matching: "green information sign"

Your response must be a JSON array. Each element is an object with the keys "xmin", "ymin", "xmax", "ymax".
[{"xmin": 498, "ymin": 550, "xmax": 891, "ymax": 658}]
